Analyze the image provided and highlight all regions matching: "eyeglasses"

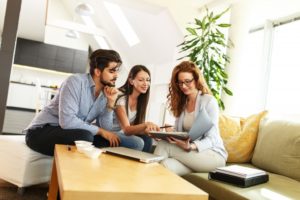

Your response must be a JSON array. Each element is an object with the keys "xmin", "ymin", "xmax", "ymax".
[{"xmin": 177, "ymin": 78, "xmax": 194, "ymax": 87}]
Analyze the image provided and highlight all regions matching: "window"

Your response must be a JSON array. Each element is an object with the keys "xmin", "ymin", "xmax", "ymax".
[
  {"xmin": 103, "ymin": 1, "xmax": 140, "ymax": 47},
  {"xmin": 266, "ymin": 20, "xmax": 300, "ymax": 114},
  {"xmin": 246, "ymin": 17, "xmax": 300, "ymax": 115},
  {"xmin": 81, "ymin": 16, "xmax": 110, "ymax": 49},
  {"xmin": 238, "ymin": 29, "xmax": 265, "ymax": 115}
]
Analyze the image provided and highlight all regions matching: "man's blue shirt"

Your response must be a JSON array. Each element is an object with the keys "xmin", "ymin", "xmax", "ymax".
[{"xmin": 25, "ymin": 73, "xmax": 113, "ymax": 135}]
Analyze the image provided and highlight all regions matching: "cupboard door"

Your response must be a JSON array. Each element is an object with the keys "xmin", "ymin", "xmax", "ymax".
[
  {"xmin": 6, "ymin": 83, "xmax": 37, "ymax": 109},
  {"xmin": 14, "ymin": 38, "xmax": 88, "ymax": 73},
  {"xmin": 55, "ymin": 47, "xmax": 74, "ymax": 73},
  {"xmin": 72, "ymin": 50, "xmax": 88, "ymax": 73},
  {"xmin": 14, "ymin": 38, "xmax": 40, "ymax": 67},
  {"xmin": 37, "ymin": 44, "xmax": 57, "ymax": 70}
]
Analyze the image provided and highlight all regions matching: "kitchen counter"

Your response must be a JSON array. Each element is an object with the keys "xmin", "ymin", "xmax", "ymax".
[
  {"xmin": 6, "ymin": 106, "xmax": 36, "ymax": 112},
  {"xmin": 10, "ymin": 80, "xmax": 59, "ymax": 89}
]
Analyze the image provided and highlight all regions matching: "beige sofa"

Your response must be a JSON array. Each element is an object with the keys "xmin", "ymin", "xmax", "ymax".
[{"xmin": 183, "ymin": 116, "xmax": 300, "ymax": 200}]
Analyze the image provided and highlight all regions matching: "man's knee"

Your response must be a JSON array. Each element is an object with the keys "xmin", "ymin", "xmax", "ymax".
[{"xmin": 75, "ymin": 129, "xmax": 94, "ymax": 142}]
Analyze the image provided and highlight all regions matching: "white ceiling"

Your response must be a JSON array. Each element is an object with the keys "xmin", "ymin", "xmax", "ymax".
[
  {"xmin": 1, "ymin": 0, "xmax": 206, "ymax": 75},
  {"xmin": 2, "ymin": 0, "xmax": 300, "ymax": 78}
]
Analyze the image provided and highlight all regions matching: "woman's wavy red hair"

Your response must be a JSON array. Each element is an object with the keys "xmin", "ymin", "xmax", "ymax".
[{"xmin": 167, "ymin": 61, "xmax": 211, "ymax": 117}]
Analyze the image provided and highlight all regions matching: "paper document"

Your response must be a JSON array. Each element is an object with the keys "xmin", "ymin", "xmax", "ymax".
[{"xmin": 216, "ymin": 165, "xmax": 267, "ymax": 178}]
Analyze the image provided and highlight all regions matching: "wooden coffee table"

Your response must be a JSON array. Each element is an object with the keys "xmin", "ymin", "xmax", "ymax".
[{"xmin": 48, "ymin": 145, "xmax": 208, "ymax": 200}]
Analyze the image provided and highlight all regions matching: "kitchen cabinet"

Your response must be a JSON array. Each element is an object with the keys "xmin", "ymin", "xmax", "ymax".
[
  {"xmin": 72, "ymin": 50, "xmax": 88, "ymax": 73},
  {"xmin": 55, "ymin": 47, "xmax": 74, "ymax": 73},
  {"xmin": 14, "ymin": 38, "xmax": 88, "ymax": 73},
  {"xmin": 14, "ymin": 38, "xmax": 40, "ymax": 67},
  {"xmin": 37, "ymin": 44, "xmax": 57, "ymax": 69},
  {"xmin": 6, "ymin": 83, "xmax": 37, "ymax": 110},
  {"xmin": 6, "ymin": 82, "xmax": 58, "ymax": 110}
]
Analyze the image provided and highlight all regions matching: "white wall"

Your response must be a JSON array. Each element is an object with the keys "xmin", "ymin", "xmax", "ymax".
[{"xmin": 0, "ymin": 0, "xmax": 7, "ymax": 37}]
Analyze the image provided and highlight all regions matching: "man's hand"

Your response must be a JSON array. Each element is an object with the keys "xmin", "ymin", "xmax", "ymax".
[
  {"xmin": 104, "ymin": 86, "xmax": 119, "ymax": 108},
  {"xmin": 98, "ymin": 129, "xmax": 120, "ymax": 147}
]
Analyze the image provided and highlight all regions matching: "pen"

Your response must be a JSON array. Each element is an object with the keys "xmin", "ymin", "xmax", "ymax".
[{"xmin": 160, "ymin": 125, "xmax": 173, "ymax": 129}]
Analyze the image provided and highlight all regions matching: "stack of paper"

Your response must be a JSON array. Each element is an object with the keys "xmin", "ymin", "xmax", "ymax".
[{"xmin": 216, "ymin": 165, "xmax": 267, "ymax": 178}]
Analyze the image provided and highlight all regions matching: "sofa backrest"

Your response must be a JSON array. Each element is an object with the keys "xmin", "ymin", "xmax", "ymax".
[{"xmin": 252, "ymin": 117, "xmax": 300, "ymax": 181}]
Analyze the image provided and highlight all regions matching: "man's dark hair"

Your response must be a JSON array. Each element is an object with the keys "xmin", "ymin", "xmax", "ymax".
[{"xmin": 89, "ymin": 49, "xmax": 122, "ymax": 75}]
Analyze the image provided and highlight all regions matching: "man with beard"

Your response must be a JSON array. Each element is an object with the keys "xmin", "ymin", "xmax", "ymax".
[{"xmin": 24, "ymin": 49, "xmax": 123, "ymax": 156}]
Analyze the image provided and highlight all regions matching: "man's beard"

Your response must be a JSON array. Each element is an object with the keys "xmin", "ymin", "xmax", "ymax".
[{"xmin": 100, "ymin": 75, "xmax": 116, "ymax": 87}]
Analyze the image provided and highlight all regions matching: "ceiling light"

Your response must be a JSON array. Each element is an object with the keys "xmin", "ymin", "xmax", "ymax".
[
  {"xmin": 65, "ymin": 30, "xmax": 80, "ymax": 39},
  {"xmin": 75, "ymin": 3, "xmax": 94, "ymax": 16}
]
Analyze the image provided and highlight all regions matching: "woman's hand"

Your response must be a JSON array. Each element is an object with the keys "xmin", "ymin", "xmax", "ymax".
[
  {"xmin": 160, "ymin": 124, "xmax": 174, "ymax": 132},
  {"xmin": 144, "ymin": 122, "xmax": 160, "ymax": 134},
  {"xmin": 166, "ymin": 137, "xmax": 192, "ymax": 152},
  {"xmin": 98, "ymin": 129, "xmax": 120, "ymax": 147}
]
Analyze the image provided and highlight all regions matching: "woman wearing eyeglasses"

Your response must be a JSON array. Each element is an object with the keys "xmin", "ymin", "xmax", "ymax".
[
  {"xmin": 109, "ymin": 65, "xmax": 160, "ymax": 152},
  {"xmin": 154, "ymin": 61, "xmax": 227, "ymax": 175}
]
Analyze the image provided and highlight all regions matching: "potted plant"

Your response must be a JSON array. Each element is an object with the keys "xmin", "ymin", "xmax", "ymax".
[{"xmin": 178, "ymin": 7, "xmax": 233, "ymax": 110}]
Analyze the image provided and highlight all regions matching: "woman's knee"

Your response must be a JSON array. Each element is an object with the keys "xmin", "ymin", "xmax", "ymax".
[
  {"xmin": 120, "ymin": 135, "xmax": 144, "ymax": 151},
  {"xmin": 130, "ymin": 136, "xmax": 144, "ymax": 151}
]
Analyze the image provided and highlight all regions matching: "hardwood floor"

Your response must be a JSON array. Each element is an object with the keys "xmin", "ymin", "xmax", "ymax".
[
  {"xmin": 0, "ymin": 179, "xmax": 15, "ymax": 187},
  {"xmin": 0, "ymin": 178, "xmax": 48, "ymax": 200},
  {"xmin": 0, "ymin": 179, "xmax": 48, "ymax": 188}
]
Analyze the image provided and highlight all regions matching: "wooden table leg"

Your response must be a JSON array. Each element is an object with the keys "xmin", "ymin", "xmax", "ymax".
[{"xmin": 48, "ymin": 159, "xmax": 59, "ymax": 200}]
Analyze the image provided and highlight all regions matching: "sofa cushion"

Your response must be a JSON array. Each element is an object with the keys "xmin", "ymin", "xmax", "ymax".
[
  {"xmin": 219, "ymin": 111, "xmax": 267, "ymax": 163},
  {"xmin": 252, "ymin": 117, "xmax": 300, "ymax": 181},
  {"xmin": 183, "ymin": 164, "xmax": 300, "ymax": 200}
]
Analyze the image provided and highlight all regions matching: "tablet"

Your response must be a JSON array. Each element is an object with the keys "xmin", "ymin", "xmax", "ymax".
[{"xmin": 149, "ymin": 131, "xmax": 189, "ymax": 140}]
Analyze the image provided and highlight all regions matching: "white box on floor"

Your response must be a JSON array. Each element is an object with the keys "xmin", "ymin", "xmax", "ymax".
[{"xmin": 0, "ymin": 135, "xmax": 53, "ymax": 188}]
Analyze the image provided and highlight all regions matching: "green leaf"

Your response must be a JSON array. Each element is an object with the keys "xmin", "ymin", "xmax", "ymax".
[
  {"xmin": 212, "ymin": 7, "xmax": 230, "ymax": 21},
  {"xmin": 219, "ymin": 100, "xmax": 225, "ymax": 110},
  {"xmin": 195, "ymin": 18, "xmax": 202, "ymax": 26},
  {"xmin": 219, "ymin": 70, "xmax": 228, "ymax": 78},
  {"xmin": 218, "ymin": 23, "xmax": 231, "ymax": 28},
  {"xmin": 223, "ymin": 87, "xmax": 233, "ymax": 95},
  {"xmin": 186, "ymin": 27, "xmax": 197, "ymax": 35}
]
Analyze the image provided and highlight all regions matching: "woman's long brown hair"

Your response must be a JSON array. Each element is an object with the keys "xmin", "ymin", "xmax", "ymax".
[
  {"xmin": 117, "ymin": 65, "xmax": 151, "ymax": 125},
  {"xmin": 168, "ymin": 61, "xmax": 211, "ymax": 117}
]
